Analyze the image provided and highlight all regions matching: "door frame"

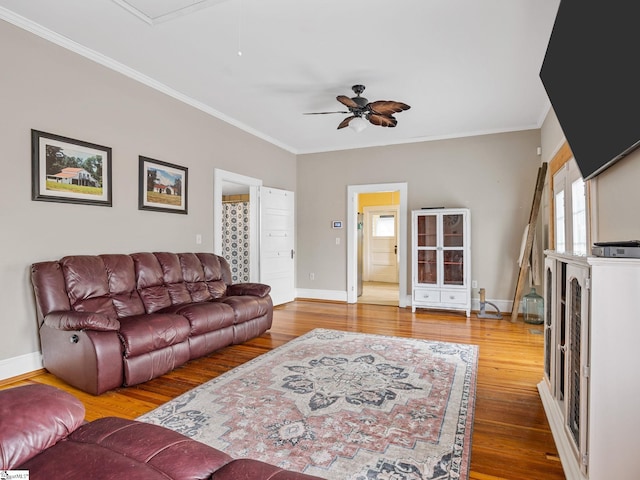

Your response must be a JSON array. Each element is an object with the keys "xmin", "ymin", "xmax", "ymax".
[
  {"xmin": 347, "ymin": 182, "xmax": 408, "ymax": 307},
  {"xmin": 213, "ymin": 168, "xmax": 262, "ymax": 282}
]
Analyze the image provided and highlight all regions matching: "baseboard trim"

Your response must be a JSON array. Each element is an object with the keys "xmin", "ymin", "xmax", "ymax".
[
  {"xmin": 295, "ymin": 291, "xmax": 515, "ymax": 314},
  {"xmin": 295, "ymin": 289, "xmax": 347, "ymax": 302},
  {"xmin": 0, "ymin": 351, "xmax": 43, "ymax": 382}
]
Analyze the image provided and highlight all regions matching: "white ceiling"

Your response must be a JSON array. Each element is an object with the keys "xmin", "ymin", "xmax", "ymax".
[{"xmin": 0, "ymin": 0, "xmax": 560, "ymax": 154}]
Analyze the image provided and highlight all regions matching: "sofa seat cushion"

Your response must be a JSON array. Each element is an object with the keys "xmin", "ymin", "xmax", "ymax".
[
  {"xmin": 0, "ymin": 384, "xmax": 85, "ymax": 469},
  {"xmin": 20, "ymin": 417, "xmax": 233, "ymax": 480},
  {"xmin": 119, "ymin": 313, "xmax": 191, "ymax": 357},
  {"xmin": 213, "ymin": 458, "xmax": 325, "ymax": 479},
  {"xmin": 170, "ymin": 301, "xmax": 236, "ymax": 335},
  {"xmin": 222, "ymin": 296, "xmax": 272, "ymax": 323}
]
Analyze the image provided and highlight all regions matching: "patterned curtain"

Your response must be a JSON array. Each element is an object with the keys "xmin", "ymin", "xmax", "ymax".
[{"xmin": 222, "ymin": 201, "xmax": 250, "ymax": 283}]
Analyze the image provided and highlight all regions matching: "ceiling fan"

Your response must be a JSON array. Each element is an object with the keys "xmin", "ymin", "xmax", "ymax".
[{"xmin": 305, "ymin": 84, "xmax": 411, "ymax": 131}]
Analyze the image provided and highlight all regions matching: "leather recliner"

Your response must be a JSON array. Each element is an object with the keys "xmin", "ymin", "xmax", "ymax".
[
  {"xmin": 31, "ymin": 252, "xmax": 273, "ymax": 395},
  {"xmin": 0, "ymin": 384, "xmax": 323, "ymax": 480}
]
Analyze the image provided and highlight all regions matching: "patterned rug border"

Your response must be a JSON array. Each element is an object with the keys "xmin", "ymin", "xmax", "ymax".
[{"xmin": 138, "ymin": 328, "xmax": 479, "ymax": 479}]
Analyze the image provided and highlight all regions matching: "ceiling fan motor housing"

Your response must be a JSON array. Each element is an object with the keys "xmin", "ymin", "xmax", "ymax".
[{"xmin": 351, "ymin": 85, "xmax": 368, "ymax": 114}]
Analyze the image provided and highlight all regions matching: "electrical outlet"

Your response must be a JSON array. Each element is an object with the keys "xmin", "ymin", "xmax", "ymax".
[
  {"xmin": 309, "ymin": 273, "xmax": 315, "ymax": 281},
  {"xmin": 196, "ymin": 234, "xmax": 202, "ymax": 245},
  {"xmin": 472, "ymin": 280, "xmax": 478, "ymax": 289}
]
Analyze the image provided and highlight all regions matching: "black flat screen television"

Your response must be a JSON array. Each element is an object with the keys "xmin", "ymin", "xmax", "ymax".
[{"xmin": 540, "ymin": 0, "xmax": 640, "ymax": 180}]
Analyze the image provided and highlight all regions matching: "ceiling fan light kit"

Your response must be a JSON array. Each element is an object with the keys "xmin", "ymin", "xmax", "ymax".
[
  {"xmin": 349, "ymin": 117, "xmax": 368, "ymax": 133},
  {"xmin": 305, "ymin": 84, "xmax": 411, "ymax": 132}
]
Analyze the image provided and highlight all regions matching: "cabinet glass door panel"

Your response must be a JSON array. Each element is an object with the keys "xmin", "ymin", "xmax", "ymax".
[
  {"xmin": 417, "ymin": 250, "xmax": 437, "ymax": 284},
  {"xmin": 417, "ymin": 215, "xmax": 437, "ymax": 247},
  {"xmin": 568, "ymin": 277, "xmax": 582, "ymax": 450},
  {"xmin": 544, "ymin": 264, "xmax": 553, "ymax": 382},
  {"xmin": 443, "ymin": 250, "xmax": 464, "ymax": 285},
  {"xmin": 443, "ymin": 214, "xmax": 464, "ymax": 247}
]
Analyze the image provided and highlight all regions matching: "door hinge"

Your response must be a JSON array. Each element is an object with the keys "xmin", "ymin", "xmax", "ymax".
[
  {"xmin": 581, "ymin": 453, "xmax": 589, "ymax": 466},
  {"xmin": 582, "ymin": 365, "xmax": 590, "ymax": 378},
  {"xmin": 585, "ymin": 277, "xmax": 591, "ymax": 290}
]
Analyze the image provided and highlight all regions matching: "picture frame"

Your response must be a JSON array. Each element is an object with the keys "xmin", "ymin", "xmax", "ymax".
[
  {"xmin": 31, "ymin": 130, "xmax": 112, "ymax": 207},
  {"xmin": 138, "ymin": 156, "xmax": 188, "ymax": 214}
]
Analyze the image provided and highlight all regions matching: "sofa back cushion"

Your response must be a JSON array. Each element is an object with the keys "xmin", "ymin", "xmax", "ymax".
[
  {"xmin": 131, "ymin": 252, "xmax": 173, "ymax": 314},
  {"xmin": 155, "ymin": 252, "xmax": 194, "ymax": 305},
  {"xmin": 196, "ymin": 253, "xmax": 229, "ymax": 298},
  {"xmin": 0, "ymin": 384, "xmax": 85, "ymax": 469},
  {"xmin": 179, "ymin": 253, "xmax": 212, "ymax": 302},
  {"xmin": 101, "ymin": 254, "xmax": 146, "ymax": 317},
  {"xmin": 60, "ymin": 256, "xmax": 118, "ymax": 320}
]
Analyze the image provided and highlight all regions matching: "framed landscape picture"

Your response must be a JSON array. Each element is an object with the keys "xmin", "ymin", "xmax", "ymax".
[
  {"xmin": 138, "ymin": 156, "xmax": 188, "ymax": 214},
  {"xmin": 31, "ymin": 130, "xmax": 112, "ymax": 206}
]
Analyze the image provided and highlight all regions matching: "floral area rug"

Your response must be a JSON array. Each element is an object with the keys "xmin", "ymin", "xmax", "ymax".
[{"xmin": 138, "ymin": 329, "xmax": 478, "ymax": 479}]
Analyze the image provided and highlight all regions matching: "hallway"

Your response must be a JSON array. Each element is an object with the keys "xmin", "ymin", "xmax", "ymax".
[{"xmin": 358, "ymin": 281, "xmax": 399, "ymax": 306}]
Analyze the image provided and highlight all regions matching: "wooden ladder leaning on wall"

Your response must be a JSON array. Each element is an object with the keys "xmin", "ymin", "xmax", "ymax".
[{"xmin": 510, "ymin": 162, "xmax": 548, "ymax": 323}]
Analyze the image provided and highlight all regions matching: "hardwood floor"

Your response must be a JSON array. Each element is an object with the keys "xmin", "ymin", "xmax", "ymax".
[
  {"xmin": 3, "ymin": 300, "xmax": 565, "ymax": 480},
  {"xmin": 358, "ymin": 281, "xmax": 399, "ymax": 306}
]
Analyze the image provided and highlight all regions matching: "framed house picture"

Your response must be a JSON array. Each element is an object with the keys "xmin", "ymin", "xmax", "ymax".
[
  {"xmin": 138, "ymin": 156, "xmax": 188, "ymax": 214},
  {"xmin": 31, "ymin": 130, "xmax": 112, "ymax": 206}
]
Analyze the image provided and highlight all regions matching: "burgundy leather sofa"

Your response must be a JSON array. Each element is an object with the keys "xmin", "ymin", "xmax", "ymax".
[
  {"xmin": 0, "ymin": 384, "xmax": 322, "ymax": 480},
  {"xmin": 31, "ymin": 252, "xmax": 273, "ymax": 395}
]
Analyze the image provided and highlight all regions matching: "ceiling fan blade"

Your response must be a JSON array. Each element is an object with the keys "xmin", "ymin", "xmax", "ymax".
[
  {"xmin": 337, "ymin": 116, "xmax": 356, "ymax": 129},
  {"xmin": 368, "ymin": 101, "xmax": 411, "ymax": 116},
  {"xmin": 368, "ymin": 113, "xmax": 398, "ymax": 127},
  {"xmin": 303, "ymin": 111, "xmax": 350, "ymax": 115},
  {"xmin": 337, "ymin": 95, "xmax": 359, "ymax": 109}
]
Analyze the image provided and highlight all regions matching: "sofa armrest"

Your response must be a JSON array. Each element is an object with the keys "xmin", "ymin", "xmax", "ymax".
[
  {"xmin": 226, "ymin": 282, "xmax": 271, "ymax": 298},
  {"xmin": 0, "ymin": 384, "xmax": 85, "ymax": 469},
  {"xmin": 43, "ymin": 311, "xmax": 120, "ymax": 332}
]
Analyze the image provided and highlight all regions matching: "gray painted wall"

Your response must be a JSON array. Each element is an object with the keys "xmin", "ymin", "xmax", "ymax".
[
  {"xmin": 591, "ymin": 149, "xmax": 640, "ymax": 241},
  {"xmin": 296, "ymin": 130, "xmax": 543, "ymax": 304},
  {"xmin": 0, "ymin": 20, "xmax": 296, "ymax": 366}
]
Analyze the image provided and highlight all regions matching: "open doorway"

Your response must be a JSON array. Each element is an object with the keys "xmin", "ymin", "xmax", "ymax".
[
  {"xmin": 213, "ymin": 169, "xmax": 261, "ymax": 283},
  {"xmin": 220, "ymin": 182, "xmax": 250, "ymax": 283},
  {"xmin": 347, "ymin": 183, "xmax": 408, "ymax": 308},
  {"xmin": 213, "ymin": 169, "xmax": 296, "ymax": 306},
  {"xmin": 359, "ymin": 204, "xmax": 400, "ymax": 306}
]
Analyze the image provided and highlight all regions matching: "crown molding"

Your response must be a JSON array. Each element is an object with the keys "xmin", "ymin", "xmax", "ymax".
[{"xmin": 0, "ymin": 7, "xmax": 297, "ymax": 154}]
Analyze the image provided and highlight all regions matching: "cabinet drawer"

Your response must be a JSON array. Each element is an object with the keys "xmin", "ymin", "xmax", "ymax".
[
  {"xmin": 440, "ymin": 289, "xmax": 468, "ymax": 305},
  {"xmin": 413, "ymin": 289, "xmax": 440, "ymax": 303}
]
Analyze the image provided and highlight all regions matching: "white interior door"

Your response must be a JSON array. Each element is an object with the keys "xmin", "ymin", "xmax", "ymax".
[
  {"xmin": 259, "ymin": 187, "xmax": 295, "ymax": 306},
  {"xmin": 364, "ymin": 206, "xmax": 399, "ymax": 283}
]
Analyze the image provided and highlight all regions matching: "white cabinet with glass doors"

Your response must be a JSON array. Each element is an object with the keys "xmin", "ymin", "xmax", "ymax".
[
  {"xmin": 541, "ymin": 252, "xmax": 590, "ymax": 479},
  {"xmin": 411, "ymin": 208, "xmax": 470, "ymax": 316},
  {"xmin": 540, "ymin": 253, "xmax": 640, "ymax": 479}
]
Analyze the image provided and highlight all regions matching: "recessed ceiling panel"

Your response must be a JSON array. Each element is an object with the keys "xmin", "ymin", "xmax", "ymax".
[{"xmin": 112, "ymin": 0, "xmax": 227, "ymax": 24}]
